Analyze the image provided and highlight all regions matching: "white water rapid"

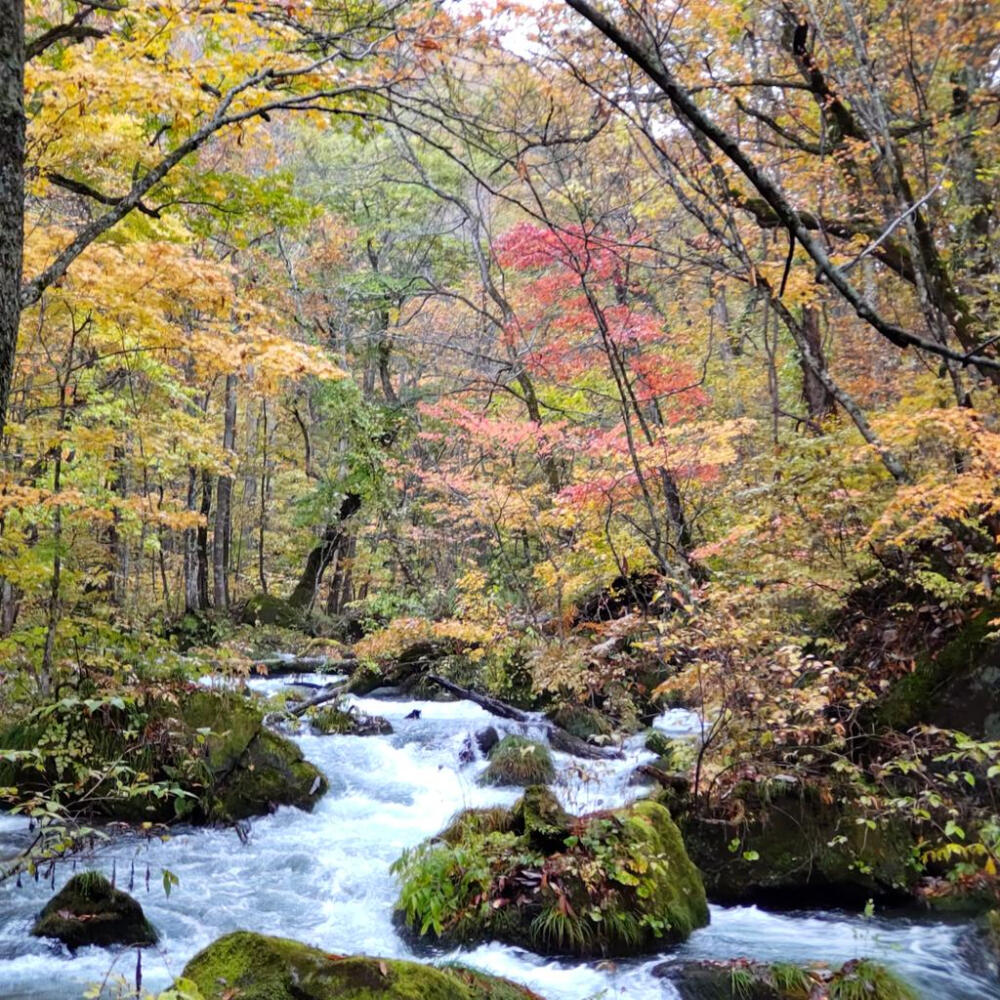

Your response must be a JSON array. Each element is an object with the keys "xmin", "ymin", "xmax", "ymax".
[{"xmin": 0, "ymin": 675, "xmax": 996, "ymax": 999}]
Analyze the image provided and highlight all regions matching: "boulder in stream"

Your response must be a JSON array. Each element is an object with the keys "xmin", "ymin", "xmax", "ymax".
[
  {"xmin": 178, "ymin": 930, "xmax": 546, "ymax": 1000},
  {"xmin": 0, "ymin": 689, "xmax": 327, "ymax": 825},
  {"xmin": 546, "ymin": 705, "xmax": 612, "ymax": 741},
  {"xmin": 307, "ymin": 704, "xmax": 392, "ymax": 736},
  {"xmin": 393, "ymin": 786, "xmax": 709, "ymax": 957},
  {"xmin": 677, "ymin": 779, "xmax": 918, "ymax": 907},
  {"xmin": 653, "ymin": 957, "xmax": 918, "ymax": 1000},
  {"xmin": 31, "ymin": 871, "xmax": 157, "ymax": 950},
  {"xmin": 475, "ymin": 725, "xmax": 500, "ymax": 756},
  {"xmin": 478, "ymin": 735, "xmax": 555, "ymax": 787}
]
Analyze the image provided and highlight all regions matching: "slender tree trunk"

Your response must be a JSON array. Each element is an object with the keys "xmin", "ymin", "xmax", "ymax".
[
  {"xmin": 213, "ymin": 374, "xmax": 237, "ymax": 610},
  {"xmin": 0, "ymin": 0, "xmax": 25, "ymax": 431},
  {"xmin": 197, "ymin": 469, "xmax": 212, "ymax": 609},
  {"xmin": 800, "ymin": 306, "xmax": 837, "ymax": 425},
  {"xmin": 183, "ymin": 466, "xmax": 199, "ymax": 611},
  {"xmin": 258, "ymin": 399, "xmax": 269, "ymax": 594}
]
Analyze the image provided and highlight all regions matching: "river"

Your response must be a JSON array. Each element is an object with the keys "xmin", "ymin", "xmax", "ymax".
[{"xmin": 0, "ymin": 676, "xmax": 996, "ymax": 999}]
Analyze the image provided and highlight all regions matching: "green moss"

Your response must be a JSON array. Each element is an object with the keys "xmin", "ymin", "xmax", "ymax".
[
  {"xmin": 308, "ymin": 705, "xmax": 392, "ymax": 737},
  {"xmin": 828, "ymin": 961, "xmax": 917, "ymax": 1000},
  {"xmin": 438, "ymin": 806, "xmax": 516, "ymax": 845},
  {"xmin": 644, "ymin": 730, "xmax": 677, "ymax": 759},
  {"xmin": 656, "ymin": 959, "xmax": 914, "ymax": 1000},
  {"xmin": 212, "ymin": 728, "xmax": 327, "ymax": 822},
  {"xmin": 548, "ymin": 706, "xmax": 612, "ymax": 741},
  {"xmin": 31, "ymin": 872, "xmax": 157, "ymax": 950},
  {"xmin": 394, "ymin": 792, "xmax": 708, "ymax": 957},
  {"xmin": 679, "ymin": 784, "xmax": 917, "ymax": 906},
  {"xmin": 478, "ymin": 736, "xmax": 555, "ymax": 787},
  {"xmin": 242, "ymin": 593, "xmax": 302, "ymax": 628},
  {"xmin": 180, "ymin": 930, "xmax": 543, "ymax": 1000},
  {"xmin": 0, "ymin": 689, "xmax": 327, "ymax": 826},
  {"xmin": 874, "ymin": 602, "xmax": 1000, "ymax": 738}
]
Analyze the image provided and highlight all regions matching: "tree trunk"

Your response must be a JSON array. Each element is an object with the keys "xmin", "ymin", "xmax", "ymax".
[
  {"xmin": 213, "ymin": 374, "xmax": 237, "ymax": 610},
  {"xmin": 183, "ymin": 466, "xmax": 199, "ymax": 611},
  {"xmin": 325, "ymin": 532, "xmax": 356, "ymax": 615},
  {"xmin": 0, "ymin": 0, "xmax": 25, "ymax": 431},
  {"xmin": 288, "ymin": 492, "xmax": 361, "ymax": 610},
  {"xmin": 800, "ymin": 306, "xmax": 836, "ymax": 425},
  {"xmin": 197, "ymin": 469, "xmax": 212, "ymax": 609}
]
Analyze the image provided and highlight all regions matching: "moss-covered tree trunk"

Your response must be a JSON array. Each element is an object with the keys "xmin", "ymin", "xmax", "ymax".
[{"xmin": 288, "ymin": 492, "xmax": 361, "ymax": 610}]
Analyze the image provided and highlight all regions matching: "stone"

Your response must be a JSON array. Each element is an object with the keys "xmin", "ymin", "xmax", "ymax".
[
  {"xmin": 179, "ymin": 930, "xmax": 545, "ymax": 1000},
  {"xmin": 393, "ymin": 791, "xmax": 709, "ymax": 957},
  {"xmin": 31, "ymin": 872, "xmax": 157, "ymax": 950}
]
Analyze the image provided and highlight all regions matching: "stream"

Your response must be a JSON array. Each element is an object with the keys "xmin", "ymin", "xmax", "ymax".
[{"xmin": 0, "ymin": 673, "xmax": 996, "ymax": 999}]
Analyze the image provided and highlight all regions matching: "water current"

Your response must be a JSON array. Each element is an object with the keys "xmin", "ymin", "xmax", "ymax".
[{"xmin": 0, "ymin": 673, "xmax": 996, "ymax": 999}]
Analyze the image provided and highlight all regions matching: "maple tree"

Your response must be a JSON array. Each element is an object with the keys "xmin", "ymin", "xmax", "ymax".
[{"xmin": 3, "ymin": 0, "xmax": 1000, "ymax": 923}]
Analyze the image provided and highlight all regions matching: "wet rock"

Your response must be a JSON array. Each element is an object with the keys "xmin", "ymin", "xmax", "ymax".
[
  {"xmin": 653, "ymin": 958, "xmax": 917, "ymax": 1000},
  {"xmin": 547, "ymin": 706, "xmax": 612, "ymax": 741},
  {"xmin": 0, "ymin": 689, "xmax": 327, "ymax": 825},
  {"xmin": 873, "ymin": 601, "xmax": 1000, "ymax": 739},
  {"xmin": 307, "ymin": 705, "xmax": 392, "ymax": 737},
  {"xmin": 475, "ymin": 725, "xmax": 500, "ymax": 756},
  {"xmin": 31, "ymin": 872, "xmax": 157, "ymax": 950},
  {"xmin": 677, "ymin": 780, "xmax": 918, "ymax": 907},
  {"xmin": 179, "ymin": 930, "xmax": 545, "ymax": 1000},
  {"xmin": 478, "ymin": 735, "xmax": 555, "ymax": 787},
  {"xmin": 458, "ymin": 736, "xmax": 476, "ymax": 765},
  {"xmin": 404, "ymin": 709, "xmax": 421, "ymax": 720},
  {"xmin": 394, "ymin": 789, "xmax": 709, "ymax": 957}
]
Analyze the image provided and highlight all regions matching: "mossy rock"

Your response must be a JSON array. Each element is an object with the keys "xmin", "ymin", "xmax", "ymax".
[
  {"xmin": 179, "ymin": 930, "xmax": 545, "ymax": 1000},
  {"xmin": 242, "ymin": 593, "xmax": 303, "ymax": 628},
  {"xmin": 874, "ymin": 602, "xmax": 1000, "ymax": 738},
  {"xmin": 678, "ymin": 781, "xmax": 917, "ymax": 907},
  {"xmin": 654, "ymin": 958, "xmax": 917, "ymax": 1000},
  {"xmin": 0, "ymin": 689, "xmax": 326, "ymax": 825},
  {"xmin": 478, "ymin": 736, "xmax": 555, "ymax": 787},
  {"xmin": 394, "ymin": 790, "xmax": 708, "ymax": 957},
  {"xmin": 644, "ymin": 729, "xmax": 678, "ymax": 760},
  {"xmin": 308, "ymin": 705, "xmax": 393, "ymax": 737},
  {"xmin": 547, "ymin": 706, "xmax": 612, "ymax": 741},
  {"xmin": 31, "ymin": 871, "xmax": 157, "ymax": 950}
]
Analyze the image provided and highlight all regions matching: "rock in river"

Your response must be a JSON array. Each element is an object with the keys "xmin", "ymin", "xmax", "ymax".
[
  {"xmin": 31, "ymin": 871, "xmax": 157, "ymax": 950},
  {"xmin": 179, "ymin": 930, "xmax": 546, "ymax": 1000}
]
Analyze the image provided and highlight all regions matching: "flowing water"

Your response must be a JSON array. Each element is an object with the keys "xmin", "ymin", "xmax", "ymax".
[{"xmin": 0, "ymin": 676, "xmax": 996, "ymax": 999}]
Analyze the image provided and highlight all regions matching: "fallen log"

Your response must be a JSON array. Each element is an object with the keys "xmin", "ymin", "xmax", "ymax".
[
  {"xmin": 425, "ymin": 674, "xmax": 622, "ymax": 760},
  {"xmin": 253, "ymin": 654, "xmax": 357, "ymax": 677},
  {"xmin": 426, "ymin": 674, "xmax": 531, "ymax": 721},
  {"xmin": 635, "ymin": 764, "xmax": 691, "ymax": 794},
  {"xmin": 289, "ymin": 683, "xmax": 348, "ymax": 717}
]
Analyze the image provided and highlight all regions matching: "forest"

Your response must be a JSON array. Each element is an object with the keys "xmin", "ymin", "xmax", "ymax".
[{"xmin": 1, "ymin": 0, "xmax": 1000, "ymax": 998}]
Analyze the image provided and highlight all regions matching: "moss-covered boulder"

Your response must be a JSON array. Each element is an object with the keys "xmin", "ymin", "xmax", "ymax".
[
  {"xmin": 242, "ymin": 592, "xmax": 303, "ymax": 628},
  {"xmin": 645, "ymin": 729, "xmax": 680, "ymax": 760},
  {"xmin": 547, "ymin": 706, "xmax": 612, "ymax": 741},
  {"xmin": 478, "ymin": 735, "xmax": 555, "ymax": 787},
  {"xmin": 393, "ymin": 787, "xmax": 708, "ymax": 957},
  {"xmin": 308, "ymin": 705, "xmax": 393, "ymax": 737},
  {"xmin": 178, "ymin": 930, "xmax": 545, "ymax": 1000},
  {"xmin": 653, "ymin": 958, "xmax": 917, "ymax": 1000},
  {"xmin": 31, "ymin": 872, "xmax": 157, "ymax": 950},
  {"xmin": 0, "ymin": 689, "xmax": 327, "ymax": 825},
  {"xmin": 874, "ymin": 603, "xmax": 1000, "ymax": 738},
  {"xmin": 678, "ymin": 781, "xmax": 917, "ymax": 907}
]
